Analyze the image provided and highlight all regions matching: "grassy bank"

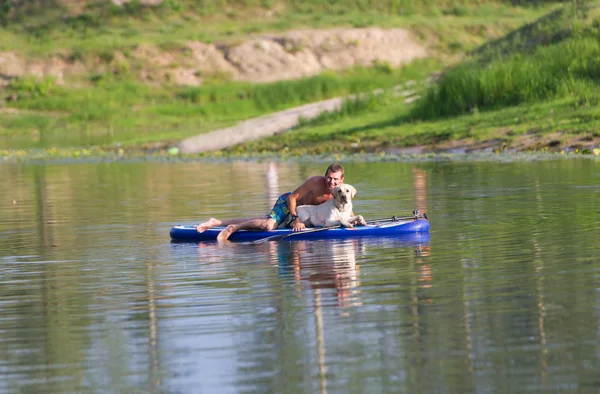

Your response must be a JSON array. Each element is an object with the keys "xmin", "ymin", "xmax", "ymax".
[
  {"xmin": 1, "ymin": 0, "xmax": 560, "ymax": 56},
  {"xmin": 412, "ymin": 6, "xmax": 600, "ymax": 119},
  {"xmin": 227, "ymin": 92, "xmax": 600, "ymax": 156},
  {"xmin": 2, "ymin": 0, "xmax": 596, "ymax": 156},
  {"xmin": 0, "ymin": 59, "xmax": 439, "ymax": 149},
  {"xmin": 1, "ymin": 0, "xmax": 554, "ymax": 150},
  {"xmin": 220, "ymin": 2, "xmax": 600, "ymax": 155}
]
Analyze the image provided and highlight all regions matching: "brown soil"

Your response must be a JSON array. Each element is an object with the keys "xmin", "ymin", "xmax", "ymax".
[{"xmin": 0, "ymin": 28, "xmax": 428, "ymax": 86}]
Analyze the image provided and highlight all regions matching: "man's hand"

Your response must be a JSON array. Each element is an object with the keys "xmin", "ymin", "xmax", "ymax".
[{"xmin": 292, "ymin": 219, "xmax": 306, "ymax": 232}]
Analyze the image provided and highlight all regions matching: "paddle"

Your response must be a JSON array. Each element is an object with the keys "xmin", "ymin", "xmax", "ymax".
[
  {"xmin": 251, "ymin": 211, "xmax": 428, "ymax": 244},
  {"xmin": 252, "ymin": 224, "xmax": 342, "ymax": 244}
]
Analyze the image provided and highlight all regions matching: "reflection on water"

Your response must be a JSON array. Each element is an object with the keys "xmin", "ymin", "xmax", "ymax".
[
  {"xmin": 1, "ymin": 159, "xmax": 600, "ymax": 392},
  {"xmin": 272, "ymin": 240, "xmax": 364, "ymax": 311},
  {"xmin": 169, "ymin": 234, "xmax": 430, "ymax": 393}
]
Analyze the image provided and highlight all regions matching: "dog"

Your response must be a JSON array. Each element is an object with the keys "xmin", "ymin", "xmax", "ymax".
[{"xmin": 297, "ymin": 184, "xmax": 367, "ymax": 228}]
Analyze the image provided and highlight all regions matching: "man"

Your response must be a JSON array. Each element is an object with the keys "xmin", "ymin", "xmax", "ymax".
[{"xmin": 196, "ymin": 163, "xmax": 350, "ymax": 241}]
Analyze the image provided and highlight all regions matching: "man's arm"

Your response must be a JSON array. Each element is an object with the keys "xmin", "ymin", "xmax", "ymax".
[{"xmin": 288, "ymin": 176, "xmax": 321, "ymax": 231}]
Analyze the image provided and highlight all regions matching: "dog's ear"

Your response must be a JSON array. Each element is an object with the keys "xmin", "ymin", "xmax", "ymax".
[{"xmin": 350, "ymin": 185, "xmax": 356, "ymax": 198}]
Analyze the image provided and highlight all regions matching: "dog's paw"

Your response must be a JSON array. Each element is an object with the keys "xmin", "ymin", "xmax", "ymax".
[
  {"xmin": 356, "ymin": 215, "xmax": 367, "ymax": 226},
  {"xmin": 340, "ymin": 221, "xmax": 354, "ymax": 228}
]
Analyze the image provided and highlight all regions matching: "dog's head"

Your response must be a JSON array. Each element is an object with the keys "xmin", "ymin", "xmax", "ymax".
[{"xmin": 332, "ymin": 184, "xmax": 357, "ymax": 206}]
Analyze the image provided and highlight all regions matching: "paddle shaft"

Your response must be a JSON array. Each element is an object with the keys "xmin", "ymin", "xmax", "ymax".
[{"xmin": 252, "ymin": 224, "xmax": 340, "ymax": 244}]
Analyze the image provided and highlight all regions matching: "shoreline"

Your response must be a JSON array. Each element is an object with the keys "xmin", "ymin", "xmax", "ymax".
[{"xmin": 2, "ymin": 145, "xmax": 599, "ymax": 165}]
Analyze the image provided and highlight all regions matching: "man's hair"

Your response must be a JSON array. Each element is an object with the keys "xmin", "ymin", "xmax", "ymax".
[{"xmin": 325, "ymin": 163, "xmax": 344, "ymax": 178}]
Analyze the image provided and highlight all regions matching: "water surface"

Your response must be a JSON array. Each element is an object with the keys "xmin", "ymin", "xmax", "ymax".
[{"xmin": 1, "ymin": 159, "xmax": 599, "ymax": 393}]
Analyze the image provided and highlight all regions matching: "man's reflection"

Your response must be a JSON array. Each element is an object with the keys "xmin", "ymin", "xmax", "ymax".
[
  {"xmin": 272, "ymin": 239, "xmax": 363, "ymax": 313},
  {"xmin": 415, "ymin": 245, "xmax": 432, "ymax": 290},
  {"xmin": 271, "ymin": 239, "xmax": 363, "ymax": 394},
  {"xmin": 412, "ymin": 167, "xmax": 432, "ymax": 291}
]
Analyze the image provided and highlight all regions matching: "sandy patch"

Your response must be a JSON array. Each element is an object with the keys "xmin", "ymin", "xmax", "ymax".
[
  {"xmin": 1, "ymin": 28, "xmax": 427, "ymax": 86},
  {"xmin": 227, "ymin": 28, "xmax": 428, "ymax": 82}
]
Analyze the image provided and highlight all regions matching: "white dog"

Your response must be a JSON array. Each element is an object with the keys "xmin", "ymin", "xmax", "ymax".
[{"xmin": 297, "ymin": 184, "xmax": 367, "ymax": 228}]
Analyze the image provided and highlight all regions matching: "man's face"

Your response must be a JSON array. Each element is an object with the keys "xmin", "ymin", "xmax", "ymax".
[{"xmin": 326, "ymin": 171, "xmax": 344, "ymax": 191}]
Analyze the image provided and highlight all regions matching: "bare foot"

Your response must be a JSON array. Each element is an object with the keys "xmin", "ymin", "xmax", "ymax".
[
  {"xmin": 196, "ymin": 218, "xmax": 221, "ymax": 233},
  {"xmin": 216, "ymin": 225, "xmax": 236, "ymax": 242}
]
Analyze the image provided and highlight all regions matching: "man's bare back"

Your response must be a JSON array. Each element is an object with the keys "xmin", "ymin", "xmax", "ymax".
[{"xmin": 293, "ymin": 176, "xmax": 334, "ymax": 206}]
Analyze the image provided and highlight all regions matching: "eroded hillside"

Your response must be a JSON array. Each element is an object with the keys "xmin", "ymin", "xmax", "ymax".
[{"xmin": 0, "ymin": 27, "xmax": 428, "ymax": 86}]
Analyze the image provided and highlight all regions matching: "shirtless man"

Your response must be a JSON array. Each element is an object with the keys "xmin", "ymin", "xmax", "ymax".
[{"xmin": 196, "ymin": 163, "xmax": 350, "ymax": 241}]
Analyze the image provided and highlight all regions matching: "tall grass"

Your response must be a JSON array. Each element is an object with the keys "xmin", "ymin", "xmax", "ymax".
[
  {"xmin": 412, "ymin": 36, "xmax": 600, "ymax": 119},
  {"xmin": 175, "ymin": 64, "xmax": 406, "ymax": 109}
]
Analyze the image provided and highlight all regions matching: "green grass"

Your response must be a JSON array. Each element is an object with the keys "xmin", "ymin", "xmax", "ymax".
[
  {"xmin": 227, "ymin": 93, "xmax": 600, "ymax": 155},
  {"xmin": 2, "ymin": 0, "xmax": 596, "ymax": 155},
  {"xmin": 413, "ymin": 39, "xmax": 600, "ymax": 119},
  {"xmin": 412, "ymin": 7, "xmax": 600, "ymax": 120},
  {"xmin": 0, "ymin": 0, "xmax": 560, "ymax": 57},
  {"xmin": 0, "ymin": 60, "xmax": 440, "ymax": 149},
  {"xmin": 218, "ymin": 2, "xmax": 600, "ymax": 155}
]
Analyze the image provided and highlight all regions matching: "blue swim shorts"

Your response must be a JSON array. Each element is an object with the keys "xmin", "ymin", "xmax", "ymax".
[{"xmin": 266, "ymin": 192, "xmax": 292, "ymax": 227}]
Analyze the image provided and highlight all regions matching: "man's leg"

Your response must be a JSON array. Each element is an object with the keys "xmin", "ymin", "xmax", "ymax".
[
  {"xmin": 196, "ymin": 217, "xmax": 262, "ymax": 233},
  {"xmin": 217, "ymin": 217, "xmax": 278, "ymax": 241}
]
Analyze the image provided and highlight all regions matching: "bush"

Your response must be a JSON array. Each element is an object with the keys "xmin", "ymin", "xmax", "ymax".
[{"xmin": 9, "ymin": 76, "xmax": 57, "ymax": 98}]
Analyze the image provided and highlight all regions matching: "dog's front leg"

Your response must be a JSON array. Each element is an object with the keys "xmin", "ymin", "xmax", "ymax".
[
  {"xmin": 327, "ymin": 219, "xmax": 353, "ymax": 228},
  {"xmin": 297, "ymin": 207, "xmax": 313, "ymax": 227}
]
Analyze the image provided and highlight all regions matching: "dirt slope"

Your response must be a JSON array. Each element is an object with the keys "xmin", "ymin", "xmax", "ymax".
[{"xmin": 0, "ymin": 27, "xmax": 427, "ymax": 86}]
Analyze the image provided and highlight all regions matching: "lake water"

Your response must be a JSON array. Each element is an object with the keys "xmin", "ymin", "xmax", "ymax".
[{"xmin": 1, "ymin": 158, "xmax": 599, "ymax": 393}]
